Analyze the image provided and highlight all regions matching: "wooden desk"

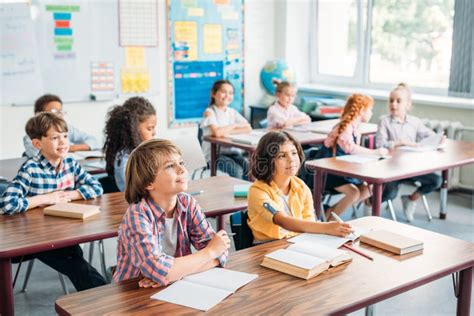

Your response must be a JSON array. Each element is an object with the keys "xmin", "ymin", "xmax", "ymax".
[
  {"xmin": 0, "ymin": 157, "xmax": 106, "ymax": 182},
  {"xmin": 55, "ymin": 217, "xmax": 474, "ymax": 315},
  {"xmin": 306, "ymin": 139, "xmax": 474, "ymax": 219},
  {"xmin": 204, "ymin": 129, "xmax": 327, "ymax": 176},
  {"xmin": 0, "ymin": 176, "xmax": 249, "ymax": 316}
]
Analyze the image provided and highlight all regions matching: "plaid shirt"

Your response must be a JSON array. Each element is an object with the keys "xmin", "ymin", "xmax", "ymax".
[
  {"xmin": 0, "ymin": 154, "xmax": 103, "ymax": 215},
  {"xmin": 113, "ymin": 193, "xmax": 228, "ymax": 286}
]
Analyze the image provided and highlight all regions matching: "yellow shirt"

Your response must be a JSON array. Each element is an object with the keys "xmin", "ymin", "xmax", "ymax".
[{"xmin": 247, "ymin": 176, "xmax": 315, "ymax": 242}]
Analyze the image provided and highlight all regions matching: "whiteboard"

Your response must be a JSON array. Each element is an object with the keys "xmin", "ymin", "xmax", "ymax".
[{"xmin": 0, "ymin": 0, "xmax": 159, "ymax": 106}]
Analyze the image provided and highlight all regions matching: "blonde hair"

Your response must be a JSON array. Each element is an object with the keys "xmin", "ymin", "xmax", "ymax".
[
  {"xmin": 124, "ymin": 139, "xmax": 182, "ymax": 204},
  {"xmin": 392, "ymin": 82, "xmax": 412, "ymax": 101},
  {"xmin": 335, "ymin": 94, "xmax": 374, "ymax": 148},
  {"xmin": 272, "ymin": 79, "xmax": 295, "ymax": 94}
]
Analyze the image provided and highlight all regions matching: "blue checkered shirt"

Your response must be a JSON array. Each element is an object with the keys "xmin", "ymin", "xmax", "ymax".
[{"xmin": 0, "ymin": 154, "xmax": 103, "ymax": 215}]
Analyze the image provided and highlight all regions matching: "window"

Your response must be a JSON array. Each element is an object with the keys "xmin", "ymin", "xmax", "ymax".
[{"xmin": 312, "ymin": 0, "xmax": 455, "ymax": 93}]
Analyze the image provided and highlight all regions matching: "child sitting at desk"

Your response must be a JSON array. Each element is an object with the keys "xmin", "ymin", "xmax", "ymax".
[
  {"xmin": 23, "ymin": 94, "xmax": 99, "ymax": 158},
  {"xmin": 376, "ymin": 83, "xmax": 442, "ymax": 222},
  {"xmin": 0, "ymin": 112, "xmax": 106, "ymax": 291},
  {"xmin": 113, "ymin": 139, "xmax": 230, "ymax": 287},
  {"xmin": 314, "ymin": 94, "xmax": 388, "ymax": 220},
  {"xmin": 201, "ymin": 80, "xmax": 252, "ymax": 180},
  {"xmin": 103, "ymin": 97, "xmax": 157, "ymax": 191},
  {"xmin": 267, "ymin": 80, "xmax": 311, "ymax": 129},
  {"xmin": 247, "ymin": 131, "xmax": 352, "ymax": 243}
]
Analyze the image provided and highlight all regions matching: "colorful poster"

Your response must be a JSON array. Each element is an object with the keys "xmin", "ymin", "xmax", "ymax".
[
  {"xmin": 187, "ymin": 7, "xmax": 204, "ymax": 16},
  {"xmin": 203, "ymin": 24, "xmax": 222, "ymax": 54},
  {"xmin": 121, "ymin": 68, "xmax": 149, "ymax": 93},
  {"xmin": 46, "ymin": 4, "xmax": 80, "ymax": 59},
  {"xmin": 91, "ymin": 62, "xmax": 114, "ymax": 92},
  {"xmin": 119, "ymin": 0, "xmax": 158, "ymax": 46},
  {"xmin": 174, "ymin": 21, "xmax": 198, "ymax": 61},
  {"xmin": 125, "ymin": 47, "xmax": 145, "ymax": 67}
]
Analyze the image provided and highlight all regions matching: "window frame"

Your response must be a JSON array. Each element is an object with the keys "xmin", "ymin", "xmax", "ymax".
[{"xmin": 310, "ymin": 0, "xmax": 455, "ymax": 96}]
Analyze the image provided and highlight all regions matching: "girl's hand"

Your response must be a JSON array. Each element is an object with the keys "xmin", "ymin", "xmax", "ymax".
[
  {"xmin": 139, "ymin": 277, "xmax": 161, "ymax": 288},
  {"xmin": 377, "ymin": 147, "xmax": 389, "ymax": 156},
  {"xmin": 325, "ymin": 222, "xmax": 353, "ymax": 237},
  {"xmin": 205, "ymin": 230, "xmax": 231, "ymax": 258}
]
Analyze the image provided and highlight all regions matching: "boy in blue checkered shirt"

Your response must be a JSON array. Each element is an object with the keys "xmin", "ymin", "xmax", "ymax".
[{"xmin": 0, "ymin": 112, "xmax": 106, "ymax": 290}]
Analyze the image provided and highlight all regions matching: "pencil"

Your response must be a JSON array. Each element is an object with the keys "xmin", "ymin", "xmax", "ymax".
[{"xmin": 342, "ymin": 243, "xmax": 374, "ymax": 261}]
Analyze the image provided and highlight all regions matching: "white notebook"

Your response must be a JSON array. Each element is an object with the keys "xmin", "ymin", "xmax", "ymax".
[
  {"xmin": 228, "ymin": 133, "xmax": 261, "ymax": 145},
  {"xmin": 336, "ymin": 154, "xmax": 390, "ymax": 164},
  {"xmin": 288, "ymin": 226, "xmax": 371, "ymax": 248},
  {"xmin": 151, "ymin": 268, "xmax": 258, "ymax": 311}
]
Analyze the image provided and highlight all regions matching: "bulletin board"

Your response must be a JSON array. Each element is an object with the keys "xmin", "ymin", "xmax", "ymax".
[
  {"xmin": 0, "ymin": 0, "xmax": 159, "ymax": 106},
  {"xmin": 167, "ymin": 0, "xmax": 244, "ymax": 127}
]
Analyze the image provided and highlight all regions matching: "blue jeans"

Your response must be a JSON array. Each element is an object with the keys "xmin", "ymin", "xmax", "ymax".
[
  {"xmin": 383, "ymin": 173, "xmax": 442, "ymax": 201},
  {"xmin": 216, "ymin": 153, "xmax": 249, "ymax": 180}
]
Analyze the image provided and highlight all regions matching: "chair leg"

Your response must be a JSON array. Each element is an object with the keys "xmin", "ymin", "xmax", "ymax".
[
  {"xmin": 421, "ymin": 195, "xmax": 433, "ymax": 221},
  {"xmin": 58, "ymin": 273, "xmax": 69, "ymax": 295},
  {"xmin": 12, "ymin": 258, "xmax": 24, "ymax": 289},
  {"xmin": 351, "ymin": 202, "xmax": 361, "ymax": 219},
  {"xmin": 89, "ymin": 241, "xmax": 95, "ymax": 263},
  {"xmin": 387, "ymin": 200, "xmax": 397, "ymax": 222},
  {"xmin": 98, "ymin": 240, "xmax": 108, "ymax": 282},
  {"xmin": 21, "ymin": 260, "xmax": 35, "ymax": 293},
  {"xmin": 320, "ymin": 202, "xmax": 327, "ymax": 222}
]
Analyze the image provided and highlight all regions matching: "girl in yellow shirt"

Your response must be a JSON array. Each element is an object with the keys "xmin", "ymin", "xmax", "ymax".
[{"xmin": 247, "ymin": 131, "xmax": 352, "ymax": 242}]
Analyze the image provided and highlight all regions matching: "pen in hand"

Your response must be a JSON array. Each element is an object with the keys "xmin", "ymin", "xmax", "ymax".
[{"xmin": 330, "ymin": 212, "xmax": 355, "ymax": 238}]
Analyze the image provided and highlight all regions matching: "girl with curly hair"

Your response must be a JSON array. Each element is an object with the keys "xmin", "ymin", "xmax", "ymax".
[
  {"xmin": 103, "ymin": 97, "xmax": 157, "ymax": 191},
  {"xmin": 315, "ymin": 94, "xmax": 388, "ymax": 220}
]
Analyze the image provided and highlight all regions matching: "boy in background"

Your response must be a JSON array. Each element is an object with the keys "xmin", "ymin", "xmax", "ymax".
[{"xmin": 1, "ymin": 112, "xmax": 106, "ymax": 290}]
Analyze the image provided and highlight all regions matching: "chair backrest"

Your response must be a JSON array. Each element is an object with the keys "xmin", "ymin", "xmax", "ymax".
[
  {"xmin": 169, "ymin": 135, "xmax": 207, "ymax": 177},
  {"xmin": 230, "ymin": 211, "xmax": 254, "ymax": 250},
  {"xmin": 98, "ymin": 175, "xmax": 120, "ymax": 194}
]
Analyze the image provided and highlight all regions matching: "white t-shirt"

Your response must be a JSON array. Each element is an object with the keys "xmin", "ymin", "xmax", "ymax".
[
  {"xmin": 161, "ymin": 217, "xmax": 178, "ymax": 256},
  {"xmin": 200, "ymin": 105, "xmax": 249, "ymax": 161}
]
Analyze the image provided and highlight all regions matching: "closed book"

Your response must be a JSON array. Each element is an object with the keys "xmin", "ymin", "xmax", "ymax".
[
  {"xmin": 261, "ymin": 242, "xmax": 352, "ymax": 280},
  {"xmin": 233, "ymin": 184, "xmax": 251, "ymax": 197},
  {"xmin": 360, "ymin": 230, "xmax": 423, "ymax": 255},
  {"xmin": 44, "ymin": 203, "xmax": 100, "ymax": 220}
]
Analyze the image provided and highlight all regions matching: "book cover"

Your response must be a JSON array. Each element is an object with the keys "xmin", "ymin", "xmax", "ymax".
[
  {"xmin": 44, "ymin": 203, "xmax": 100, "ymax": 220},
  {"xmin": 360, "ymin": 230, "xmax": 423, "ymax": 255}
]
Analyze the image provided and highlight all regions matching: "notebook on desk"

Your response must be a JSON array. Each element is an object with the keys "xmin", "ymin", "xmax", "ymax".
[
  {"xmin": 228, "ymin": 133, "xmax": 261, "ymax": 145},
  {"xmin": 44, "ymin": 203, "xmax": 100, "ymax": 220},
  {"xmin": 360, "ymin": 230, "xmax": 424, "ymax": 255},
  {"xmin": 151, "ymin": 268, "xmax": 257, "ymax": 311}
]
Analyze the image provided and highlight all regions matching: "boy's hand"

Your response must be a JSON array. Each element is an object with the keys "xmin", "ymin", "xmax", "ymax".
[
  {"xmin": 325, "ymin": 222, "xmax": 353, "ymax": 237},
  {"xmin": 377, "ymin": 147, "xmax": 389, "ymax": 156},
  {"xmin": 205, "ymin": 230, "xmax": 230, "ymax": 258},
  {"xmin": 139, "ymin": 277, "xmax": 161, "ymax": 288},
  {"xmin": 43, "ymin": 191, "xmax": 71, "ymax": 205}
]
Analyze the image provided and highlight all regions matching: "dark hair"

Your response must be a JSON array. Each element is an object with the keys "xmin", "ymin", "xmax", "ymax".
[
  {"xmin": 125, "ymin": 139, "xmax": 182, "ymax": 204},
  {"xmin": 123, "ymin": 97, "xmax": 156, "ymax": 123},
  {"xmin": 251, "ymin": 131, "xmax": 304, "ymax": 183},
  {"xmin": 34, "ymin": 94, "xmax": 62, "ymax": 114},
  {"xmin": 103, "ymin": 98, "xmax": 156, "ymax": 178},
  {"xmin": 272, "ymin": 79, "xmax": 295, "ymax": 94},
  {"xmin": 209, "ymin": 80, "xmax": 234, "ymax": 106},
  {"xmin": 25, "ymin": 112, "xmax": 68, "ymax": 140}
]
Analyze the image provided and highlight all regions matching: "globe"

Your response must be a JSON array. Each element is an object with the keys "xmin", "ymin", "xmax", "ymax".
[{"xmin": 260, "ymin": 60, "xmax": 295, "ymax": 96}]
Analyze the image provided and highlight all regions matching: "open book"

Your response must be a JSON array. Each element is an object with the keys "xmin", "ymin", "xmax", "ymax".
[
  {"xmin": 288, "ymin": 226, "xmax": 371, "ymax": 248},
  {"xmin": 335, "ymin": 154, "xmax": 390, "ymax": 164},
  {"xmin": 261, "ymin": 242, "xmax": 352, "ymax": 280},
  {"xmin": 151, "ymin": 268, "xmax": 258, "ymax": 311},
  {"xmin": 399, "ymin": 133, "xmax": 444, "ymax": 152},
  {"xmin": 44, "ymin": 203, "xmax": 100, "ymax": 220},
  {"xmin": 69, "ymin": 150, "xmax": 104, "ymax": 160}
]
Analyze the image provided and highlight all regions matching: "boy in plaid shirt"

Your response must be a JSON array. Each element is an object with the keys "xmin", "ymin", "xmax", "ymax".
[
  {"xmin": 113, "ymin": 139, "xmax": 230, "ymax": 287},
  {"xmin": 0, "ymin": 112, "xmax": 106, "ymax": 290}
]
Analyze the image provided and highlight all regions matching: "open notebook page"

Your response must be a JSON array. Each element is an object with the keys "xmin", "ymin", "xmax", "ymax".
[
  {"xmin": 288, "ymin": 226, "xmax": 371, "ymax": 248},
  {"xmin": 265, "ymin": 248, "xmax": 328, "ymax": 270},
  {"xmin": 183, "ymin": 268, "xmax": 257, "ymax": 292}
]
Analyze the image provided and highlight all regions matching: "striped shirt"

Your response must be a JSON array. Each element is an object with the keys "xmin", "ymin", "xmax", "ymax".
[
  {"xmin": 0, "ymin": 154, "xmax": 103, "ymax": 215},
  {"xmin": 376, "ymin": 114, "xmax": 434, "ymax": 149},
  {"xmin": 113, "ymin": 193, "xmax": 228, "ymax": 286}
]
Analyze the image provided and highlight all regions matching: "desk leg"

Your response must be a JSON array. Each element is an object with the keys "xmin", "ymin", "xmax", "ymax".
[
  {"xmin": 217, "ymin": 216, "xmax": 224, "ymax": 231},
  {"xmin": 0, "ymin": 258, "xmax": 14, "ymax": 316},
  {"xmin": 457, "ymin": 267, "xmax": 472, "ymax": 316},
  {"xmin": 313, "ymin": 171, "xmax": 323, "ymax": 220},
  {"xmin": 439, "ymin": 169, "xmax": 448, "ymax": 219},
  {"xmin": 210, "ymin": 143, "xmax": 217, "ymax": 176},
  {"xmin": 372, "ymin": 184, "xmax": 382, "ymax": 216}
]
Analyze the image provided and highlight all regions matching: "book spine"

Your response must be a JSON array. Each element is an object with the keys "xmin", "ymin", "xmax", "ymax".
[{"xmin": 360, "ymin": 236, "xmax": 401, "ymax": 255}]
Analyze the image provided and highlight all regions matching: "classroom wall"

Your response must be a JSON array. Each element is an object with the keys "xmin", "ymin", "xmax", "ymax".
[{"xmin": 0, "ymin": 0, "xmax": 277, "ymax": 160}]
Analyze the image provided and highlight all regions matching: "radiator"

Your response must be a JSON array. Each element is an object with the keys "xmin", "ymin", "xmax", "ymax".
[{"xmin": 421, "ymin": 119, "xmax": 474, "ymax": 190}]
